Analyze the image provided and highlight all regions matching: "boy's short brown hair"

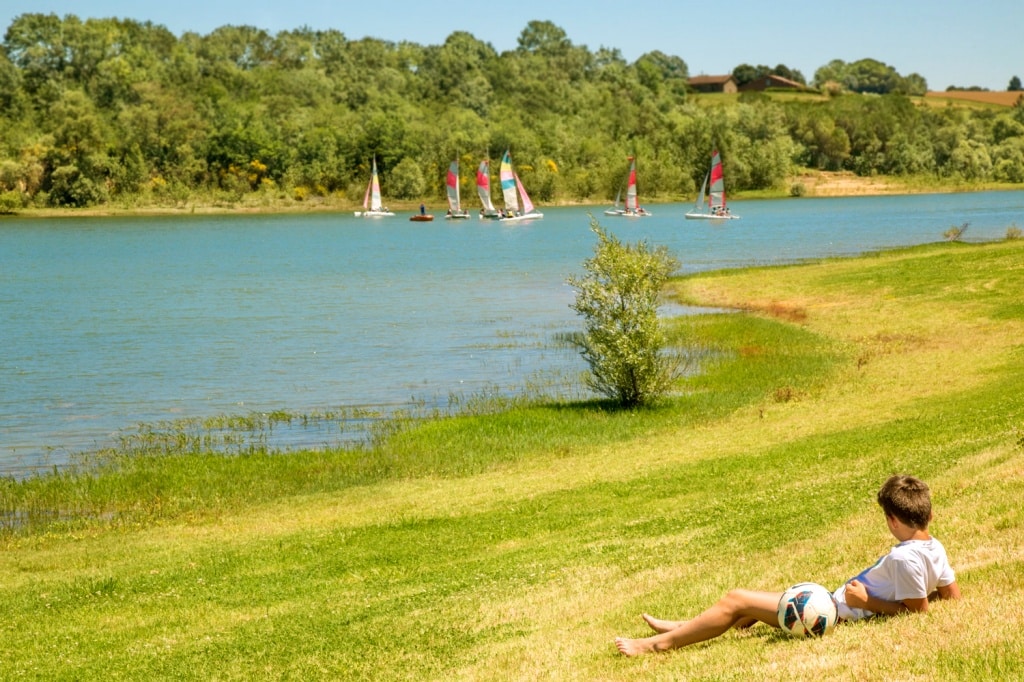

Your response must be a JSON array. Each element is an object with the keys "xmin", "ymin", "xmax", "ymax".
[{"xmin": 877, "ymin": 474, "xmax": 932, "ymax": 529}]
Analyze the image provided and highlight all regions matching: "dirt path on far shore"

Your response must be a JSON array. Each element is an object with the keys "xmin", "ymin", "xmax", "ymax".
[{"xmin": 789, "ymin": 171, "xmax": 911, "ymax": 196}]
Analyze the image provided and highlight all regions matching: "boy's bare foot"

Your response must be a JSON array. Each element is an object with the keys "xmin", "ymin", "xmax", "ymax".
[
  {"xmin": 642, "ymin": 613, "xmax": 685, "ymax": 633},
  {"xmin": 615, "ymin": 637, "xmax": 656, "ymax": 657}
]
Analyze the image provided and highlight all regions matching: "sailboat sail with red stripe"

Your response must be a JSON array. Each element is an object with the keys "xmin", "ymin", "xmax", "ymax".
[
  {"xmin": 445, "ymin": 158, "xmax": 470, "ymax": 219},
  {"xmin": 685, "ymin": 149, "xmax": 739, "ymax": 220},
  {"xmin": 476, "ymin": 158, "xmax": 499, "ymax": 219},
  {"xmin": 604, "ymin": 156, "xmax": 651, "ymax": 217}
]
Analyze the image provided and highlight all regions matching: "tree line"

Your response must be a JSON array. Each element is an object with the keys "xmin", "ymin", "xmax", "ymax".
[{"xmin": 1, "ymin": 13, "xmax": 1023, "ymax": 211}]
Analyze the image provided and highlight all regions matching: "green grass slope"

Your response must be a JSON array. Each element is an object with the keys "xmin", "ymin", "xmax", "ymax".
[{"xmin": 2, "ymin": 239, "xmax": 1022, "ymax": 680}]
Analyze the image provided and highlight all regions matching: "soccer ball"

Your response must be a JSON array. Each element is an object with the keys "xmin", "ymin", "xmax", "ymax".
[{"xmin": 777, "ymin": 582, "xmax": 839, "ymax": 638}]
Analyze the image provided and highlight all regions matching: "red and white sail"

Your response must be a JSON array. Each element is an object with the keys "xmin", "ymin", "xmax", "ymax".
[
  {"xmin": 476, "ymin": 159, "xmax": 496, "ymax": 213},
  {"xmin": 515, "ymin": 174, "xmax": 535, "ymax": 215},
  {"xmin": 709, "ymin": 149, "xmax": 726, "ymax": 211},
  {"xmin": 446, "ymin": 159, "xmax": 461, "ymax": 212},
  {"xmin": 624, "ymin": 157, "xmax": 638, "ymax": 212}
]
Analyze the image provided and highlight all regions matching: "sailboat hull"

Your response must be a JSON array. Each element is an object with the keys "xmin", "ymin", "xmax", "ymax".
[
  {"xmin": 497, "ymin": 212, "xmax": 543, "ymax": 222},
  {"xmin": 604, "ymin": 208, "xmax": 652, "ymax": 217},
  {"xmin": 684, "ymin": 211, "xmax": 739, "ymax": 220}
]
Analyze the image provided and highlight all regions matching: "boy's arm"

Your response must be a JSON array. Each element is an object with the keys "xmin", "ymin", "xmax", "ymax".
[
  {"xmin": 933, "ymin": 581, "xmax": 961, "ymax": 601},
  {"xmin": 845, "ymin": 579, "xmax": 929, "ymax": 614},
  {"xmin": 847, "ymin": 579, "xmax": 961, "ymax": 614}
]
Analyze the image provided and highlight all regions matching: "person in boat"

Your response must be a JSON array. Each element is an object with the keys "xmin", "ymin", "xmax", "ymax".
[
  {"xmin": 446, "ymin": 208, "xmax": 452, "ymax": 217},
  {"xmin": 420, "ymin": 203, "xmax": 426, "ymax": 216}
]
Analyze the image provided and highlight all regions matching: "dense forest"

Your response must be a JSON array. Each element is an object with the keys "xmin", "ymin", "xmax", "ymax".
[{"xmin": 1, "ymin": 13, "xmax": 1023, "ymax": 211}]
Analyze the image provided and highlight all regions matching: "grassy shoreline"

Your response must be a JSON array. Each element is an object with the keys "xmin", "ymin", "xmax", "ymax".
[
  {"xmin": 3, "ymin": 173, "xmax": 1020, "ymax": 219},
  {"xmin": 2, "ymin": 239, "xmax": 1023, "ymax": 679}
]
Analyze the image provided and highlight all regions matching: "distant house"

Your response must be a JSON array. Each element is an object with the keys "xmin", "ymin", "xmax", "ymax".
[
  {"xmin": 738, "ymin": 74, "xmax": 808, "ymax": 92},
  {"xmin": 688, "ymin": 75, "xmax": 738, "ymax": 94}
]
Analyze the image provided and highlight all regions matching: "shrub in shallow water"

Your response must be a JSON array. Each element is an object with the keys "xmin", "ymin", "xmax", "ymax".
[{"xmin": 567, "ymin": 217, "xmax": 681, "ymax": 407}]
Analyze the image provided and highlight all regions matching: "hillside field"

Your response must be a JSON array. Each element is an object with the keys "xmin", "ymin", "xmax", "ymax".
[
  {"xmin": 925, "ymin": 90, "xmax": 1024, "ymax": 107},
  {"xmin": 1, "ymin": 238, "xmax": 1023, "ymax": 680}
]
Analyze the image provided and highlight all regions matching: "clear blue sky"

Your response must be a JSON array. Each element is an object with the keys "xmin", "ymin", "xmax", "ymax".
[{"xmin": 3, "ymin": 0, "xmax": 1021, "ymax": 91}]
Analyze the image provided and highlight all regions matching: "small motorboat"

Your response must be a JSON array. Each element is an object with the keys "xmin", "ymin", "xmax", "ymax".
[{"xmin": 411, "ymin": 204, "xmax": 434, "ymax": 221}]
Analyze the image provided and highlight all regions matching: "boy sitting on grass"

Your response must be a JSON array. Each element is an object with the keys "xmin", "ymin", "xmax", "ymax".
[{"xmin": 615, "ymin": 474, "xmax": 961, "ymax": 656}]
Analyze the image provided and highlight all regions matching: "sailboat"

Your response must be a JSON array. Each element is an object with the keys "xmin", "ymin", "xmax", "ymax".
[
  {"xmin": 445, "ymin": 158, "xmax": 470, "ymax": 219},
  {"xmin": 604, "ymin": 156, "xmax": 651, "ymax": 217},
  {"xmin": 354, "ymin": 157, "xmax": 394, "ymax": 217},
  {"xmin": 685, "ymin": 149, "xmax": 739, "ymax": 220},
  {"xmin": 496, "ymin": 150, "xmax": 543, "ymax": 222},
  {"xmin": 476, "ymin": 158, "xmax": 500, "ymax": 219}
]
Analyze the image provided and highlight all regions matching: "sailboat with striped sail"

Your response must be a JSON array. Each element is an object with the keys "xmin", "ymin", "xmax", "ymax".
[
  {"xmin": 604, "ymin": 156, "xmax": 651, "ymax": 217},
  {"xmin": 685, "ymin": 149, "xmax": 739, "ymax": 220},
  {"xmin": 476, "ymin": 158, "xmax": 499, "ymax": 219},
  {"xmin": 496, "ymin": 150, "xmax": 543, "ymax": 222},
  {"xmin": 354, "ymin": 157, "xmax": 394, "ymax": 217},
  {"xmin": 445, "ymin": 158, "xmax": 470, "ymax": 219}
]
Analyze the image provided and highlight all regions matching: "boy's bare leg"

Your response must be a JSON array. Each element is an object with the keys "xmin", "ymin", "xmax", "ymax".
[
  {"xmin": 642, "ymin": 614, "xmax": 686, "ymax": 633},
  {"xmin": 616, "ymin": 590, "xmax": 781, "ymax": 656},
  {"xmin": 644, "ymin": 613, "xmax": 759, "ymax": 634}
]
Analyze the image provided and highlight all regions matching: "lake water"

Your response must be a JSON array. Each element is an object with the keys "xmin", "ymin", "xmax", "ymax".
[{"xmin": 2, "ymin": 192, "xmax": 1023, "ymax": 475}]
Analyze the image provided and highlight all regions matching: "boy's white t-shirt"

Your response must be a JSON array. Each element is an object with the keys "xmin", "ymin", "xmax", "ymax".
[{"xmin": 832, "ymin": 537, "xmax": 956, "ymax": 621}]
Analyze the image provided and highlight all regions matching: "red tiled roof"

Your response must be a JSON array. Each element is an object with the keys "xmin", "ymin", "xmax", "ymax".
[{"xmin": 688, "ymin": 75, "xmax": 734, "ymax": 85}]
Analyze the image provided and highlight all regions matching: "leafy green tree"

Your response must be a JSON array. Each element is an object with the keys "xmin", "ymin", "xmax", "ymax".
[
  {"xmin": 1009, "ymin": 76, "xmax": 1022, "ymax": 92},
  {"xmin": 388, "ymin": 156, "xmax": 426, "ymax": 199},
  {"xmin": 516, "ymin": 20, "xmax": 570, "ymax": 56},
  {"xmin": 948, "ymin": 138, "xmax": 993, "ymax": 179},
  {"xmin": 992, "ymin": 137, "xmax": 1024, "ymax": 182},
  {"xmin": 567, "ymin": 219, "xmax": 680, "ymax": 407},
  {"xmin": 1, "ymin": 13, "xmax": 1020, "ymax": 208},
  {"xmin": 418, "ymin": 31, "xmax": 497, "ymax": 116},
  {"xmin": 0, "ymin": 189, "xmax": 22, "ymax": 213},
  {"xmin": 772, "ymin": 63, "xmax": 806, "ymax": 85},
  {"xmin": 790, "ymin": 109, "xmax": 851, "ymax": 170},
  {"xmin": 635, "ymin": 50, "xmax": 689, "ymax": 96},
  {"xmin": 3, "ymin": 13, "xmax": 68, "ymax": 105},
  {"xmin": 733, "ymin": 63, "xmax": 805, "ymax": 86},
  {"xmin": 0, "ymin": 49, "xmax": 25, "ymax": 114},
  {"xmin": 902, "ymin": 72, "xmax": 928, "ymax": 96},
  {"xmin": 812, "ymin": 58, "xmax": 923, "ymax": 95},
  {"xmin": 48, "ymin": 164, "xmax": 107, "ymax": 206},
  {"xmin": 845, "ymin": 58, "xmax": 902, "ymax": 94},
  {"xmin": 812, "ymin": 59, "xmax": 847, "ymax": 89}
]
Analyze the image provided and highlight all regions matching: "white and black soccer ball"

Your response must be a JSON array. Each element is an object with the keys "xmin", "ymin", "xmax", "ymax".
[{"xmin": 777, "ymin": 582, "xmax": 839, "ymax": 638}]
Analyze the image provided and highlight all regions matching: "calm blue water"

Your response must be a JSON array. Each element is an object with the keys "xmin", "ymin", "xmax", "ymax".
[{"xmin": 2, "ymin": 192, "xmax": 1022, "ymax": 474}]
